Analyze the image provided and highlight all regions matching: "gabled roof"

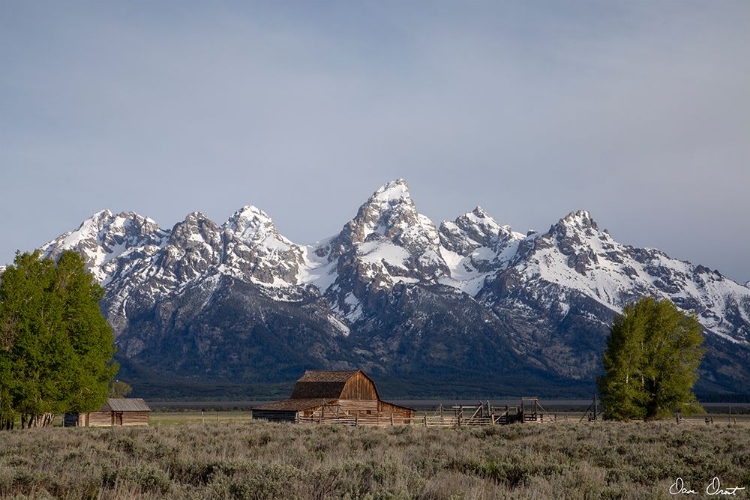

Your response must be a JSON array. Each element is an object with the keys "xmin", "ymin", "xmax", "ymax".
[
  {"xmin": 290, "ymin": 370, "xmax": 361, "ymax": 399},
  {"xmin": 104, "ymin": 398, "xmax": 151, "ymax": 412}
]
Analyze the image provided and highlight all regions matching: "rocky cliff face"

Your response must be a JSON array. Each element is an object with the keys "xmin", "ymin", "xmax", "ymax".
[{"xmin": 38, "ymin": 180, "xmax": 750, "ymax": 396}]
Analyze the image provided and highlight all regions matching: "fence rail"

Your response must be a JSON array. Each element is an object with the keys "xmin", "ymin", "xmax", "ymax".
[
  {"xmin": 292, "ymin": 401, "xmax": 559, "ymax": 427},
  {"xmin": 295, "ymin": 414, "xmax": 414, "ymax": 427},
  {"xmin": 675, "ymin": 414, "xmax": 750, "ymax": 425}
]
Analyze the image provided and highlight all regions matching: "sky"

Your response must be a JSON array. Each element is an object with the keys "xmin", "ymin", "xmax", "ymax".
[{"xmin": 1, "ymin": 1, "xmax": 749, "ymax": 284}]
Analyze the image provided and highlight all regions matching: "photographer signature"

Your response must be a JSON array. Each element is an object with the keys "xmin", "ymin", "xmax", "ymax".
[{"xmin": 670, "ymin": 477, "xmax": 746, "ymax": 496}]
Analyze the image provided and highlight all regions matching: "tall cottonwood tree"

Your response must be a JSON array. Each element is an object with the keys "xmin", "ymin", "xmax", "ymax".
[
  {"xmin": 598, "ymin": 297, "xmax": 705, "ymax": 420},
  {"xmin": 0, "ymin": 250, "xmax": 118, "ymax": 428}
]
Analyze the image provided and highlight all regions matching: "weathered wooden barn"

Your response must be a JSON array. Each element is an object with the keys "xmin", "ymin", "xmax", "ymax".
[
  {"xmin": 252, "ymin": 370, "xmax": 414, "ymax": 425},
  {"xmin": 64, "ymin": 398, "xmax": 151, "ymax": 427}
]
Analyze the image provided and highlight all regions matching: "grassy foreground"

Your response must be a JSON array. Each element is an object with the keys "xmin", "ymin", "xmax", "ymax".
[{"xmin": 1, "ymin": 420, "xmax": 749, "ymax": 499}]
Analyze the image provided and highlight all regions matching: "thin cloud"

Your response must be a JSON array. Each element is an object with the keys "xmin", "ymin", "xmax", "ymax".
[{"xmin": 0, "ymin": 2, "xmax": 748, "ymax": 283}]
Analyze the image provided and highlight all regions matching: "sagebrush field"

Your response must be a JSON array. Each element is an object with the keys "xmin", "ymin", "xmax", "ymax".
[{"xmin": 1, "ymin": 419, "xmax": 749, "ymax": 499}]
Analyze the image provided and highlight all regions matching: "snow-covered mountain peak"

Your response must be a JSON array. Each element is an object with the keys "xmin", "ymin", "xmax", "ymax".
[
  {"xmin": 542, "ymin": 210, "xmax": 612, "ymax": 260},
  {"xmin": 220, "ymin": 204, "xmax": 304, "ymax": 287},
  {"xmin": 29, "ymin": 180, "xmax": 750, "ymax": 392},
  {"xmin": 344, "ymin": 179, "xmax": 429, "ymax": 247},
  {"xmin": 465, "ymin": 206, "xmax": 515, "ymax": 237},
  {"xmin": 371, "ymin": 178, "xmax": 411, "ymax": 204},
  {"xmin": 40, "ymin": 210, "xmax": 169, "ymax": 281},
  {"xmin": 230, "ymin": 205, "xmax": 271, "ymax": 223},
  {"xmin": 170, "ymin": 212, "xmax": 220, "ymax": 246},
  {"xmin": 320, "ymin": 179, "xmax": 449, "ymax": 319},
  {"xmin": 556, "ymin": 210, "xmax": 599, "ymax": 232},
  {"xmin": 470, "ymin": 205, "xmax": 490, "ymax": 218},
  {"xmin": 437, "ymin": 207, "xmax": 525, "ymax": 293},
  {"xmin": 439, "ymin": 206, "xmax": 523, "ymax": 256},
  {"xmin": 224, "ymin": 205, "xmax": 285, "ymax": 244}
]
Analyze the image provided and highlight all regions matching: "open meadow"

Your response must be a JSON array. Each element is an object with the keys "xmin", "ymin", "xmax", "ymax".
[{"xmin": 1, "ymin": 416, "xmax": 750, "ymax": 499}]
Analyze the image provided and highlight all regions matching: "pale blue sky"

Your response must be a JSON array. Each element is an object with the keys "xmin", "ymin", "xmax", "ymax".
[{"xmin": 2, "ymin": 1, "xmax": 749, "ymax": 283}]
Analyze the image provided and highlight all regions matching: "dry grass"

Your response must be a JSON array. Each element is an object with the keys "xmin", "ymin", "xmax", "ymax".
[
  {"xmin": 1, "ymin": 419, "xmax": 749, "ymax": 499},
  {"xmin": 149, "ymin": 411, "xmax": 255, "ymax": 427}
]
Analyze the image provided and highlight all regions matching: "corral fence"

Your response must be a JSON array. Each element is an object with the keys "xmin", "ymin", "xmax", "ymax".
[
  {"xmin": 675, "ymin": 411, "xmax": 750, "ymax": 426},
  {"xmin": 296, "ymin": 414, "xmax": 408, "ymax": 427},
  {"xmin": 418, "ymin": 398, "xmax": 556, "ymax": 428},
  {"xmin": 295, "ymin": 398, "xmax": 557, "ymax": 428}
]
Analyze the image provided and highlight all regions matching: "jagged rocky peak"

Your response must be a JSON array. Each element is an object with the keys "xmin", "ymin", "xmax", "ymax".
[
  {"xmin": 158, "ymin": 212, "xmax": 223, "ymax": 281},
  {"xmin": 556, "ymin": 210, "xmax": 599, "ymax": 232},
  {"xmin": 511, "ymin": 209, "xmax": 611, "ymax": 277},
  {"xmin": 222, "ymin": 205, "xmax": 305, "ymax": 286},
  {"xmin": 169, "ymin": 212, "xmax": 221, "ymax": 248},
  {"xmin": 331, "ymin": 179, "xmax": 442, "ymax": 256},
  {"xmin": 41, "ymin": 209, "xmax": 167, "ymax": 268},
  {"xmin": 225, "ymin": 206, "xmax": 281, "ymax": 242},
  {"xmin": 545, "ymin": 210, "xmax": 607, "ymax": 253},
  {"xmin": 351, "ymin": 179, "xmax": 421, "ymax": 242},
  {"xmin": 440, "ymin": 206, "xmax": 519, "ymax": 255},
  {"xmin": 323, "ymin": 179, "xmax": 448, "ymax": 309}
]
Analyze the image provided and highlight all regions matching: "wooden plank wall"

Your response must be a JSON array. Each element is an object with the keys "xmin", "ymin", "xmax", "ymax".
[
  {"xmin": 379, "ymin": 402, "xmax": 414, "ymax": 423},
  {"xmin": 122, "ymin": 411, "xmax": 149, "ymax": 426},
  {"xmin": 338, "ymin": 400, "xmax": 378, "ymax": 414},
  {"xmin": 340, "ymin": 372, "xmax": 378, "ymax": 400},
  {"xmin": 88, "ymin": 411, "xmax": 113, "ymax": 427}
]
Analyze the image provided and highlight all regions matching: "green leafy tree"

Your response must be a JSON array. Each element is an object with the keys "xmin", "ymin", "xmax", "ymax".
[
  {"xmin": 0, "ymin": 250, "xmax": 118, "ymax": 428},
  {"xmin": 109, "ymin": 380, "xmax": 132, "ymax": 398},
  {"xmin": 598, "ymin": 297, "xmax": 705, "ymax": 420}
]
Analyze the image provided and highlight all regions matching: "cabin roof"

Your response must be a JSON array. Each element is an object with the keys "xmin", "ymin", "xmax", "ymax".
[
  {"xmin": 105, "ymin": 398, "xmax": 151, "ymax": 412},
  {"xmin": 290, "ymin": 370, "xmax": 363, "ymax": 399}
]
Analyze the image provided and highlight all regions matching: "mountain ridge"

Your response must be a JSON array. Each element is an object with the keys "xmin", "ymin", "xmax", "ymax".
[{"xmin": 35, "ymin": 179, "xmax": 750, "ymax": 397}]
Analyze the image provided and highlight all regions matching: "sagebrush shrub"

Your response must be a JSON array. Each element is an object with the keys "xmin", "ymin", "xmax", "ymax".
[{"xmin": 0, "ymin": 419, "xmax": 749, "ymax": 499}]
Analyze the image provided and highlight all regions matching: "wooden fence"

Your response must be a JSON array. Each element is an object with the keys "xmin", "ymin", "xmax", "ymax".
[
  {"xmin": 294, "ymin": 399, "xmax": 556, "ymax": 427},
  {"xmin": 296, "ymin": 413, "xmax": 412, "ymax": 427},
  {"xmin": 675, "ymin": 413, "xmax": 750, "ymax": 426}
]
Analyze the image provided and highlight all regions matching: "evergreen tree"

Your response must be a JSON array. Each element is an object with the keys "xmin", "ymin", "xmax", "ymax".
[
  {"xmin": 0, "ymin": 250, "xmax": 118, "ymax": 428},
  {"xmin": 598, "ymin": 297, "xmax": 705, "ymax": 420}
]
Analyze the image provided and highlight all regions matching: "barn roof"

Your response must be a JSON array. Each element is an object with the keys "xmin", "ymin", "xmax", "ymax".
[
  {"xmin": 252, "ymin": 398, "xmax": 337, "ymax": 412},
  {"xmin": 105, "ymin": 398, "xmax": 151, "ymax": 412},
  {"xmin": 290, "ymin": 370, "xmax": 362, "ymax": 399}
]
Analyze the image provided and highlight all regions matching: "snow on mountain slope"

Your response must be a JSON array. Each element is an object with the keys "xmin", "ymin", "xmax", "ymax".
[
  {"xmin": 317, "ymin": 180, "xmax": 450, "ymax": 318},
  {"xmin": 40, "ymin": 210, "xmax": 169, "ymax": 284},
  {"xmin": 499, "ymin": 210, "xmax": 750, "ymax": 344},
  {"xmin": 308, "ymin": 179, "xmax": 457, "ymax": 322},
  {"xmin": 346, "ymin": 179, "xmax": 447, "ymax": 285},
  {"xmin": 34, "ymin": 180, "xmax": 750, "ymax": 348},
  {"xmin": 221, "ymin": 206, "xmax": 307, "ymax": 287},
  {"xmin": 438, "ymin": 206, "xmax": 525, "ymax": 295}
]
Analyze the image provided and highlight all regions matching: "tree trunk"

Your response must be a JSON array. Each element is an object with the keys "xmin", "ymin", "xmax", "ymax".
[{"xmin": 20, "ymin": 413, "xmax": 55, "ymax": 428}]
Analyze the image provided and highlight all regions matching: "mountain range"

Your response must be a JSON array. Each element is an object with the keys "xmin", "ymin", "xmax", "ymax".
[{"xmin": 37, "ymin": 179, "xmax": 750, "ymax": 398}]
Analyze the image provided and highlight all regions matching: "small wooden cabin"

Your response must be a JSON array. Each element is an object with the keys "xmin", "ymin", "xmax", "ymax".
[
  {"xmin": 64, "ymin": 398, "xmax": 151, "ymax": 427},
  {"xmin": 252, "ymin": 370, "xmax": 414, "ymax": 425}
]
